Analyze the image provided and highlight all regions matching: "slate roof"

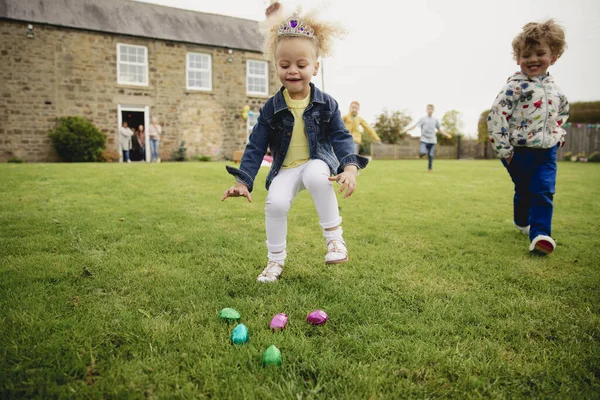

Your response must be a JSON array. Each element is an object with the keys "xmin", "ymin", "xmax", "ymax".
[{"xmin": 0, "ymin": 0, "xmax": 265, "ymax": 52}]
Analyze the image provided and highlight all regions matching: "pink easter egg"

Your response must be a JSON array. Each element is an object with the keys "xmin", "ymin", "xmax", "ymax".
[
  {"xmin": 306, "ymin": 310, "xmax": 328, "ymax": 325},
  {"xmin": 269, "ymin": 313, "xmax": 288, "ymax": 330}
]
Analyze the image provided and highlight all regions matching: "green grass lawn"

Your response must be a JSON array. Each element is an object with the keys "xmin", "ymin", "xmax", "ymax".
[{"xmin": 1, "ymin": 160, "xmax": 599, "ymax": 399}]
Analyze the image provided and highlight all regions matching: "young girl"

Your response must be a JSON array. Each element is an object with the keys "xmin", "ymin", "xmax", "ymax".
[
  {"xmin": 487, "ymin": 19, "xmax": 569, "ymax": 255},
  {"xmin": 221, "ymin": 7, "xmax": 369, "ymax": 282}
]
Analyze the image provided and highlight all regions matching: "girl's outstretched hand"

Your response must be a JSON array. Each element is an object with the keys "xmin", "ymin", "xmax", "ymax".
[
  {"xmin": 328, "ymin": 166, "xmax": 358, "ymax": 199},
  {"xmin": 221, "ymin": 182, "xmax": 252, "ymax": 202}
]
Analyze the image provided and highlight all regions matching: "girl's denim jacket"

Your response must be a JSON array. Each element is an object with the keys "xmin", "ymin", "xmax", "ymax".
[{"xmin": 226, "ymin": 83, "xmax": 369, "ymax": 192}]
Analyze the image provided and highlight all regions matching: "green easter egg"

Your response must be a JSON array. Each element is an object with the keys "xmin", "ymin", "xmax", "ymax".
[
  {"xmin": 263, "ymin": 345, "xmax": 281, "ymax": 366},
  {"xmin": 219, "ymin": 308, "xmax": 240, "ymax": 321}
]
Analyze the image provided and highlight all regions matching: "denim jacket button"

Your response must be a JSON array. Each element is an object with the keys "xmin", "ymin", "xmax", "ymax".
[{"xmin": 287, "ymin": 132, "xmax": 291, "ymax": 136}]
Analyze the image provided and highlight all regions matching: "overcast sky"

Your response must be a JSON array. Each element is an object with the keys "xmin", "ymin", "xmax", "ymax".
[{"xmin": 136, "ymin": 0, "xmax": 599, "ymax": 137}]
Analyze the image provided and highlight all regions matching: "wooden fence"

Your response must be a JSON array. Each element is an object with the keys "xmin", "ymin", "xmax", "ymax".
[
  {"xmin": 557, "ymin": 126, "xmax": 600, "ymax": 159},
  {"xmin": 371, "ymin": 127, "xmax": 599, "ymax": 160},
  {"xmin": 371, "ymin": 138, "xmax": 490, "ymax": 160}
]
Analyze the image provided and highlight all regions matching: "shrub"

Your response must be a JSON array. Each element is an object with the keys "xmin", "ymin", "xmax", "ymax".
[
  {"xmin": 358, "ymin": 136, "xmax": 373, "ymax": 155},
  {"xmin": 193, "ymin": 155, "xmax": 212, "ymax": 162},
  {"xmin": 49, "ymin": 116, "xmax": 106, "ymax": 162},
  {"xmin": 562, "ymin": 151, "xmax": 572, "ymax": 161},
  {"xmin": 588, "ymin": 151, "xmax": 600, "ymax": 162},
  {"xmin": 171, "ymin": 141, "xmax": 187, "ymax": 161},
  {"xmin": 575, "ymin": 152, "xmax": 588, "ymax": 162},
  {"xmin": 98, "ymin": 149, "xmax": 120, "ymax": 163},
  {"xmin": 7, "ymin": 157, "xmax": 24, "ymax": 163},
  {"xmin": 568, "ymin": 101, "xmax": 600, "ymax": 124}
]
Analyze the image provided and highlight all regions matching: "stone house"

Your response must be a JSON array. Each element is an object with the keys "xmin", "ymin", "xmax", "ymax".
[{"xmin": 0, "ymin": 0, "xmax": 278, "ymax": 162}]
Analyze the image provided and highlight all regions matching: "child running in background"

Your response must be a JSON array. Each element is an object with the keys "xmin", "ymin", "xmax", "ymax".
[
  {"xmin": 403, "ymin": 104, "xmax": 451, "ymax": 172},
  {"xmin": 487, "ymin": 19, "xmax": 569, "ymax": 255},
  {"xmin": 221, "ymin": 5, "xmax": 369, "ymax": 282},
  {"xmin": 342, "ymin": 101, "xmax": 381, "ymax": 154}
]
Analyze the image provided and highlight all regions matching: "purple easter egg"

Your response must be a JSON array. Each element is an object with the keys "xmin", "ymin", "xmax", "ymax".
[
  {"xmin": 269, "ymin": 313, "xmax": 288, "ymax": 330},
  {"xmin": 306, "ymin": 310, "xmax": 328, "ymax": 325}
]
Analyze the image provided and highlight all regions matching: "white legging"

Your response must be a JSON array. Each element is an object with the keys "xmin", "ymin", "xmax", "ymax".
[{"xmin": 265, "ymin": 159, "xmax": 342, "ymax": 253}]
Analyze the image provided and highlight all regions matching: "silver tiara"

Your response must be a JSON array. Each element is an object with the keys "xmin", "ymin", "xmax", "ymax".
[{"xmin": 277, "ymin": 13, "xmax": 314, "ymax": 38}]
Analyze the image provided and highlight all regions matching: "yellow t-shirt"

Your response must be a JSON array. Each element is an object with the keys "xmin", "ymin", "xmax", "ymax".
[{"xmin": 282, "ymin": 89, "xmax": 311, "ymax": 168}]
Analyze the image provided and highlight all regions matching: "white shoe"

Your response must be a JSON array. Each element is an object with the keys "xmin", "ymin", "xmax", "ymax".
[
  {"xmin": 515, "ymin": 223, "xmax": 530, "ymax": 235},
  {"xmin": 325, "ymin": 239, "xmax": 348, "ymax": 264},
  {"xmin": 127, "ymin": 159, "xmax": 131, "ymax": 163},
  {"xmin": 529, "ymin": 235, "xmax": 556, "ymax": 255},
  {"xmin": 257, "ymin": 261, "xmax": 283, "ymax": 283}
]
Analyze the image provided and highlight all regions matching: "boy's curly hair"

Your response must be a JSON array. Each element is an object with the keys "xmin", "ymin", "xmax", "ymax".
[
  {"xmin": 512, "ymin": 19, "xmax": 567, "ymax": 61},
  {"xmin": 259, "ymin": 5, "xmax": 346, "ymax": 60}
]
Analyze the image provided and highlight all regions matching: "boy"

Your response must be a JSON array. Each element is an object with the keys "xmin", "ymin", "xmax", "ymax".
[
  {"xmin": 404, "ymin": 104, "xmax": 451, "ymax": 171},
  {"xmin": 342, "ymin": 101, "xmax": 381, "ymax": 154},
  {"xmin": 487, "ymin": 19, "xmax": 569, "ymax": 255}
]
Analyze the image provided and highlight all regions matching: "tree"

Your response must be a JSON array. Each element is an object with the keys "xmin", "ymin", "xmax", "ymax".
[
  {"xmin": 478, "ymin": 109, "xmax": 491, "ymax": 159},
  {"xmin": 439, "ymin": 110, "xmax": 463, "ymax": 145},
  {"xmin": 568, "ymin": 101, "xmax": 600, "ymax": 123},
  {"xmin": 477, "ymin": 109, "xmax": 491, "ymax": 142},
  {"xmin": 372, "ymin": 109, "xmax": 412, "ymax": 144}
]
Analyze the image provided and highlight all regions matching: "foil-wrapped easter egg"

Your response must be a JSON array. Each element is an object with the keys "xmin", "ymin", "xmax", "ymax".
[
  {"xmin": 231, "ymin": 323, "xmax": 249, "ymax": 344},
  {"xmin": 262, "ymin": 345, "xmax": 281, "ymax": 366},
  {"xmin": 306, "ymin": 310, "xmax": 328, "ymax": 325},
  {"xmin": 219, "ymin": 308, "xmax": 240, "ymax": 321},
  {"xmin": 269, "ymin": 313, "xmax": 288, "ymax": 330}
]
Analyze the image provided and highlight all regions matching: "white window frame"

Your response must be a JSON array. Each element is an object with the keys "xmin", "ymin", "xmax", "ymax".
[
  {"xmin": 117, "ymin": 43, "xmax": 148, "ymax": 86},
  {"xmin": 186, "ymin": 52, "xmax": 212, "ymax": 91},
  {"xmin": 246, "ymin": 60, "xmax": 268, "ymax": 96}
]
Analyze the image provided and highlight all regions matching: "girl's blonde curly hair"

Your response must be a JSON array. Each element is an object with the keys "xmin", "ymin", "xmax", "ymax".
[
  {"xmin": 512, "ymin": 19, "xmax": 567, "ymax": 61},
  {"xmin": 259, "ymin": 5, "xmax": 346, "ymax": 60}
]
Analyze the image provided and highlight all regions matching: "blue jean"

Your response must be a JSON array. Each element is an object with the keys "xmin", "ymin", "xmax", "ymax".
[
  {"xmin": 420, "ymin": 142, "xmax": 435, "ymax": 170},
  {"xmin": 501, "ymin": 145, "xmax": 558, "ymax": 241},
  {"xmin": 150, "ymin": 138, "xmax": 159, "ymax": 162},
  {"xmin": 122, "ymin": 150, "xmax": 130, "ymax": 162}
]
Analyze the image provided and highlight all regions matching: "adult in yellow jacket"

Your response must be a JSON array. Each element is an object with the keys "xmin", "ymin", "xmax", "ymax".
[{"xmin": 342, "ymin": 101, "xmax": 381, "ymax": 154}]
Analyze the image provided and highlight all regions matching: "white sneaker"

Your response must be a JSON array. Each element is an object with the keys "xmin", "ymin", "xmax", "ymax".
[
  {"xmin": 515, "ymin": 223, "xmax": 530, "ymax": 235},
  {"xmin": 257, "ymin": 261, "xmax": 283, "ymax": 283},
  {"xmin": 529, "ymin": 235, "xmax": 556, "ymax": 255},
  {"xmin": 325, "ymin": 240, "xmax": 348, "ymax": 264}
]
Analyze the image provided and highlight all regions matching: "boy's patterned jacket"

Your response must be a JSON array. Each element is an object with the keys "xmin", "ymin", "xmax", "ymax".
[{"xmin": 487, "ymin": 71, "xmax": 569, "ymax": 159}]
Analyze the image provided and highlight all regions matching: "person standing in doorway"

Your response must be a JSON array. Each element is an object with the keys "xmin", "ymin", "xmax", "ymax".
[
  {"xmin": 119, "ymin": 121, "xmax": 133, "ymax": 163},
  {"xmin": 135, "ymin": 125, "xmax": 146, "ymax": 161},
  {"xmin": 404, "ymin": 104, "xmax": 451, "ymax": 171},
  {"xmin": 149, "ymin": 117, "xmax": 162, "ymax": 163}
]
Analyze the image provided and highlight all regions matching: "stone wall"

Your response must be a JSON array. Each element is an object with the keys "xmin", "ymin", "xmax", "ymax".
[{"xmin": 0, "ymin": 21, "xmax": 278, "ymax": 162}]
